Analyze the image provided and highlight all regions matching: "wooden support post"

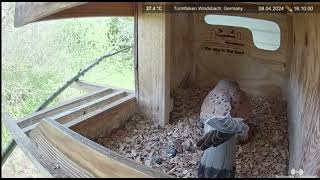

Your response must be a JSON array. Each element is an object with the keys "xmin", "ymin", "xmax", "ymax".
[
  {"xmin": 136, "ymin": 3, "xmax": 171, "ymax": 127},
  {"xmin": 287, "ymin": 9, "xmax": 320, "ymax": 177}
]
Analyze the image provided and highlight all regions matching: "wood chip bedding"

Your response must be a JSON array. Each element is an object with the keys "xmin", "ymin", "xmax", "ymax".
[{"xmin": 96, "ymin": 87, "xmax": 289, "ymax": 178}]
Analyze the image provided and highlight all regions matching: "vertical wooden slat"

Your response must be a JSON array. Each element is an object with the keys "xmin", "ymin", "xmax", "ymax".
[
  {"xmin": 137, "ymin": 2, "xmax": 171, "ymax": 127},
  {"xmin": 134, "ymin": 2, "xmax": 139, "ymax": 101},
  {"xmin": 287, "ymin": 10, "xmax": 320, "ymax": 176}
]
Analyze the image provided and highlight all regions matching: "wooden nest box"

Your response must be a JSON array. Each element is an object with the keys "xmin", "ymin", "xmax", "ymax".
[{"xmin": 4, "ymin": 2, "xmax": 319, "ymax": 178}]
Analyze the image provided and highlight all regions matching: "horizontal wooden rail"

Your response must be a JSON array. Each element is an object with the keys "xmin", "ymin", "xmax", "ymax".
[
  {"xmin": 3, "ymin": 112, "xmax": 171, "ymax": 178},
  {"xmin": 17, "ymin": 87, "xmax": 113, "ymax": 129},
  {"xmin": 71, "ymin": 80, "xmax": 106, "ymax": 92},
  {"xmin": 22, "ymin": 90, "xmax": 128, "ymax": 134},
  {"xmin": 52, "ymin": 91, "xmax": 127, "ymax": 124},
  {"xmin": 2, "ymin": 94, "xmax": 175, "ymax": 177},
  {"xmin": 73, "ymin": 80, "xmax": 134, "ymax": 94},
  {"xmin": 68, "ymin": 94, "xmax": 136, "ymax": 139},
  {"xmin": 2, "ymin": 46, "xmax": 133, "ymax": 167}
]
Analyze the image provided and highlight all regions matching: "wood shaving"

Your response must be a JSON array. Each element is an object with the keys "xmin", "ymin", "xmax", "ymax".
[{"xmin": 96, "ymin": 87, "xmax": 289, "ymax": 178}]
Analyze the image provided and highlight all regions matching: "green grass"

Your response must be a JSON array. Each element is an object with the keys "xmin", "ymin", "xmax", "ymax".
[{"xmin": 82, "ymin": 59, "xmax": 134, "ymax": 90}]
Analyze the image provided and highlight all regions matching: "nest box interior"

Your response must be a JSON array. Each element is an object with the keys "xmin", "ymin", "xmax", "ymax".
[{"xmin": 5, "ymin": 2, "xmax": 319, "ymax": 178}]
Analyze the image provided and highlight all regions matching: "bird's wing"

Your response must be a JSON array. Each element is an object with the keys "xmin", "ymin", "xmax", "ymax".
[
  {"xmin": 197, "ymin": 113, "xmax": 249, "ymax": 150},
  {"xmin": 206, "ymin": 113, "xmax": 249, "ymax": 136},
  {"xmin": 196, "ymin": 129, "xmax": 234, "ymax": 150}
]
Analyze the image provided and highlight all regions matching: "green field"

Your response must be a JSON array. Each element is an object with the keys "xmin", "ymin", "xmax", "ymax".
[{"xmin": 1, "ymin": 2, "xmax": 134, "ymax": 151}]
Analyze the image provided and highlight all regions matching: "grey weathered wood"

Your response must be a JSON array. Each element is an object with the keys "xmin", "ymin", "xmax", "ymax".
[
  {"xmin": 1, "ymin": 112, "xmax": 53, "ymax": 177},
  {"xmin": 71, "ymin": 80, "xmax": 106, "ymax": 92},
  {"xmin": 2, "ymin": 86, "xmax": 112, "ymax": 167},
  {"xmin": 2, "ymin": 101, "xmax": 173, "ymax": 177},
  {"xmin": 22, "ymin": 90, "xmax": 127, "ymax": 134},
  {"xmin": 14, "ymin": 2, "xmax": 135, "ymax": 27},
  {"xmin": 52, "ymin": 91, "xmax": 127, "ymax": 124},
  {"xmin": 73, "ymin": 80, "xmax": 134, "ymax": 95},
  {"xmin": 17, "ymin": 87, "xmax": 113, "ymax": 129},
  {"xmin": 68, "ymin": 94, "xmax": 136, "ymax": 140},
  {"xmin": 14, "ymin": 2, "xmax": 86, "ymax": 27}
]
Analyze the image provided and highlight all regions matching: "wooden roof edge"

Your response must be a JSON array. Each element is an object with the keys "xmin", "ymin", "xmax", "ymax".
[
  {"xmin": 14, "ymin": 2, "xmax": 135, "ymax": 28},
  {"xmin": 14, "ymin": 2, "xmax": 87, "ymax": 27}
]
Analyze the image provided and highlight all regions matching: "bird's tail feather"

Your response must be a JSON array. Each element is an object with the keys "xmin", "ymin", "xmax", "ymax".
[{"xmin": 198, "ymin": 137, "xmax": 236, "ymax": 178}]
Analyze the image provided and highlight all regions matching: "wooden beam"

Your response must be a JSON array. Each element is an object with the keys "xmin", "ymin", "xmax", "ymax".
[
  {"xmin": 14, "ymin": 2, "xmax": 134, "ymax": 27},
  {"xmin": 137, "ymin": 2, "xmax": 171, "ymax": 127},
  {"xmin": 52, "ymin": 91, "xmax": 127, "ymax": 124},
  {"xmin": 21, "ymin": 91, "xmax": 127, "ymax": 134},
  {"xmin": 71, "ymin": 80, "xmax": 106, "ymax": 92},
  {"xmin": 14, "ymin": 2, "xmax": 85, "ymax": 27},
  {"xmin": 29, "ymin": 118, "xmax": 171, "ymax": 178},
  {"xmin": 73, "ymin": 80, "xmax": 134, "ymax": 94},
  {"xmin": 43, "ymin": 2, "xmax": 134, "ymax": 21},
  {"xmin": 134, "ymin": 3, "xmax": 139, "ymax": 101},
  {"xmin": 71, "ymin": 80, "xmax": 137, "ymax": 109},
  {"xmin": 69, "ymin": 94, "xmax": 137, "ymax": 140},
  {"xmin": 3, "ymin": 102, "xmax": 171, "ymax": 177},
  {"xmin": 287, "ymin": 10, "xmax": 320, "ymax": 176},
  {"xmin": 17, "ymin": 88, "xmax": 114, "ymax": 129}
]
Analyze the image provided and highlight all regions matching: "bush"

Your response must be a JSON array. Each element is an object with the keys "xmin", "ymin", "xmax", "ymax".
[{"xmin": 1, "ymin": 2, "xmax": 134, "ymax": 150}]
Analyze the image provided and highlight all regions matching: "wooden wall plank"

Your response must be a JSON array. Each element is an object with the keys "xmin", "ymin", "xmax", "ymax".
[
  {"xmin": 137, "ymin": 3, "xmax": 171, "ymax": 127},
  {"xmin": 72, "ymin": 80, "xmax": 134, "ymax": 94},
  {"xmin": 167, "ymin": 12, "xmax": 291, "ymax": 97},
  {"xmin": 69, "ymin": 94, "xmax": 137, "ymax": 140},
  {"xmin": 17, "ymin": 88, "xmax": 114, "ymax": 129},
  {"xmin": 134, "ymin": 3, "xmax": 139, "ymax": 100},
  {"xmin": 29, "ymin": 118, "xmax": 171, "ymax": 178},
  {"xmin": 190, "ymin": 13, "xmax": 290, "ymax": 97},
  {"xmin": 21, "ymin": 91, "xmax": 129, "ymax": 135},
  {"xmin": 52, "ymin": 91, "xmax": 127, "ymax": 124},
  {"xmin": 146, "ymin": 9, "xmax": 292, "ymax": 127},
  {"xmin": 287, "ymin": 11, "xmax": 320, "ymax": 176},
  {"xmin": 169, "ymin": 12, "xmax": 195, "ymax": 91}
]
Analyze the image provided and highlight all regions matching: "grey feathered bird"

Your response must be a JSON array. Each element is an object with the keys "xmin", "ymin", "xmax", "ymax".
[
  {"xmin": 197, "ymin": 113, "xmax": 249, "ymax": 150},
  {"xmin": 196, "ymin": 80, "xmax": 252, "ymax": 178}
]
